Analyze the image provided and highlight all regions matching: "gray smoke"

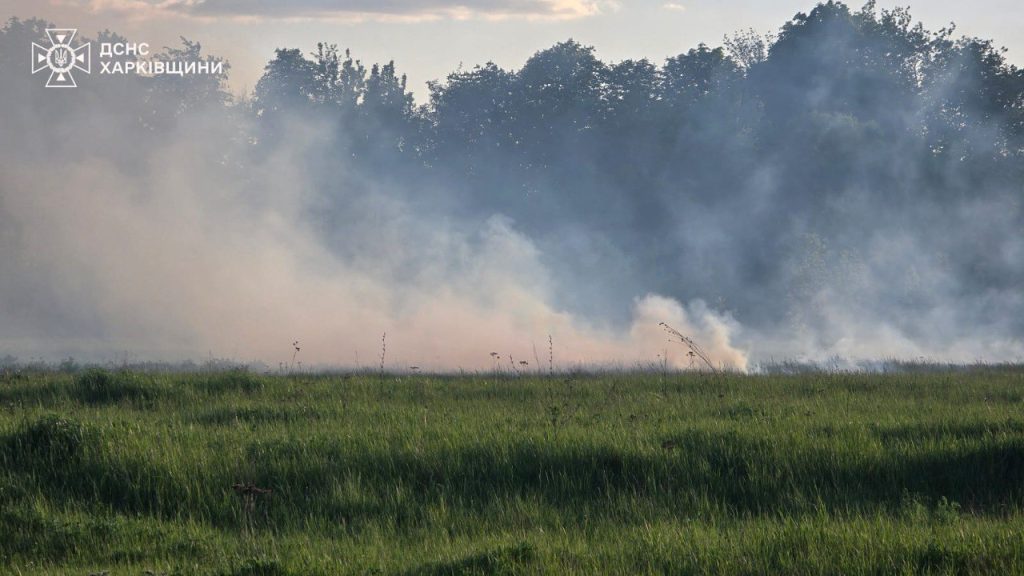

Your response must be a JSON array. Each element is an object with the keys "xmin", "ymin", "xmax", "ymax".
[{"xmin": 1, "ymin": 4, "xmax": 1022, "ymax": 370}]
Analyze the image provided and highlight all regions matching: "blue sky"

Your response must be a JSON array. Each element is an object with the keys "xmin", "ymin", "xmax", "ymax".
[{"xmin": 5, "ymin": 0, "xmax": 1023, "ymax": 100}]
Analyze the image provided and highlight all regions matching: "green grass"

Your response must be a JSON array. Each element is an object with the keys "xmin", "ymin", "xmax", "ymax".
[{"xmin": 1, "ymin": 367, "xmax": 1024, "ymax": 574}]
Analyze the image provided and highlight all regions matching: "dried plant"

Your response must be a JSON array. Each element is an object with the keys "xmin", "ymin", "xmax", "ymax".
[
  {"xmin": 379, "ymin": 331, "xmax": 387, "ymax": 382},
  {"xmin": 659, "ymin": 322, "xmax": 717, "ymax": 373},
  {"xmin": 232, "ymin": 482, "xmax": 273, "ymax": 537},
  {"xmin": 548, "ymin": 334, "xmax": 554, "ymax": 376},
  {"xmin": 290, "ymin": 340, "xmax": 301, "ymax": 372}
]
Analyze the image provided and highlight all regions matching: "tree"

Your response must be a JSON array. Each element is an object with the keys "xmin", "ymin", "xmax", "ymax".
[
  {"xmin": 253, "ymin": 48, "xmax": 317, "ymax": 118},
  {"xmin": 144, "ymin": 38, "xmax": 231, "ymax": 129}
]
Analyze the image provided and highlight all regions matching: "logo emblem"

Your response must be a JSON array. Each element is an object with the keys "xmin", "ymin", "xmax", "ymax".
[{"xmin": 31, "ymin": 29, "xmax": 91, "ymax": 88}]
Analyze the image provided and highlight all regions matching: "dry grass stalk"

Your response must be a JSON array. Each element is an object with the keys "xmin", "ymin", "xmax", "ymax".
[
  {"xmin": 232, "ymin": 482, "xmax": 273, "ymax": 536},
  {"xmin": 659, "ymin": 322, "xmax": 717, "ymax": 373}
]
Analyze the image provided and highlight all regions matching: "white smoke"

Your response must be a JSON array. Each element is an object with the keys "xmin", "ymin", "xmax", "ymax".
[{"xmin": 0, "ymin": 108, "xmax": 749, "ymax": 371}]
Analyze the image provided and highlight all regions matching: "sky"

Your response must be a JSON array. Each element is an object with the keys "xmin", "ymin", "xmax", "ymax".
[{"xmin": 3, "ymin": 0, "xmax": 1023, "ymax": 101}]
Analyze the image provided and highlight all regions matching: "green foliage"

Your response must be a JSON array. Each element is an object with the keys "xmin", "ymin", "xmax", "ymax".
[
  {"xmin": 196, "ymin": 369, "xmax": 266, "ymax": 395},
  {"xmin": 73, "ymin": 368, "xmax": 149, "ymax": 404},
  {"xmin": 404, "ymin": 543, "xmax": 535, "ymax": 576},
  {"xmin": 0, "ymin": 369, "xmax": 1023, "ymax": 573},
  {"xmin": 4, "ymin": 414, "xmax": 93, "ymax": 465},
  {"xmin": 220, "ymin": 558, "xmax": 294, "ymax": 576}
]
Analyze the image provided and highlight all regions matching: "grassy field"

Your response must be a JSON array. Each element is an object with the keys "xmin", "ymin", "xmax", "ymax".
[{"xmin": 2, "ymin": 366, "xmax": 1024, "ymax": 575}]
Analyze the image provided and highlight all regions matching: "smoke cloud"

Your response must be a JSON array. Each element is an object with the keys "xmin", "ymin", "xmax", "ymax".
[
  {"xmin": 1, "ymin": 3, "xmax": 1022, "ymax": 370},
  {"xmin": 0, "ymin": 86, "xmax": 745, "ymax": 370}
]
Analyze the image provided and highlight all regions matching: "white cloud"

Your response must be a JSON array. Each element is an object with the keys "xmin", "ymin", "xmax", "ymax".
[{"xmin": 58, "ymin": 0, "xmax": 605, "ymax": 21}]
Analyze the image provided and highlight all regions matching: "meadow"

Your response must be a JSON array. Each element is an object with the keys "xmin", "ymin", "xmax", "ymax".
[{"xmin": 2, "ymin": 366, "xmax": 1024, "ymax": 575}]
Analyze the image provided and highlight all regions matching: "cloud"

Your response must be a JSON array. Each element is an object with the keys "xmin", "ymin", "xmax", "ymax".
[
  {"xmin": 61, "ymin": 0, "xmax": 605, "ymax": 21},
  {"xmin": 662, "ymin": 2, "xmax": 685, "ymax": 12}
]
